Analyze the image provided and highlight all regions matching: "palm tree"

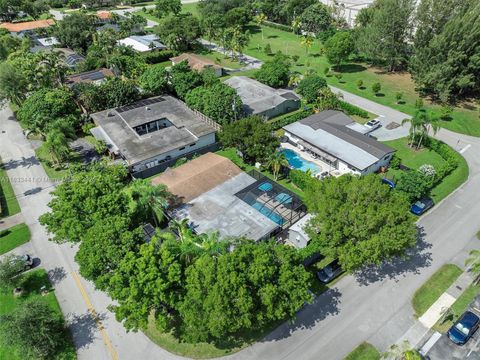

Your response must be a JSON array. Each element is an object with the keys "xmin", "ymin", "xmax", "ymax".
[
  {"xmin": 288, "ymin": 73, "xmax": 302, "ymax": 87},
  {"xmin": 300, "ymin": 35, "xmax": 314, "ymax": 54},
  {"xmin": 127, "ymin": 180, "xmax": 171, "ymax": 227},
  {"xmin": 254, "ymin": 13, "xmax": 267, "ymax": 40},
  {"xmin": 402, "ymin": 112, "xmax": 440, "ymax": 150},
  {"xmin": 267, "ymin": 153, "xmax": 289, "ymax": 180},
  {"xmin": 401, "ymin": 113, "xmax": 423, "ymax": 148},
  {"xmin": 44, "ymin": 129, "xmax": 71, "ymax": 168},
  {"xmin": 291, "ymin": 17, "xmax": 301, "ymax": 34}
]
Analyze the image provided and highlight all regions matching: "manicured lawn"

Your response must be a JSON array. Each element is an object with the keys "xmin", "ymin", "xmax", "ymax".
[
  {"xmin": 194, "ymin": 50, "xmax": 244, "ymax": 70},
  {"xmin": 0, "ymin": 223, "xmax": 30, "ymax": 255},
  {"xmin": 412, "ymin": 264, "xmax": 463, "ymax": 318},
  {"xmin": 344, "ymin": 342, "xmax": 381, "ymax": 360},
  {"xmin": 433, "ymin": 283, "xmax": 480, "ymax": 333},
  {"xmin": 241, "ymin": 23, "xmax": 480, "ymax": 137},
  {"xmin": 0, "ymin": 160, "xmax": 21, "ymax": 219},
  {"xmin": 35, "ymin": 143, "xmax": 79, "ymax": 181},
  {"xmin": 430, "ymin": 151, "xmax": 468, "ymax": 202},
  {"xmin": 0, "ymin": 269, "xmax": 76, "ymax": 360}
]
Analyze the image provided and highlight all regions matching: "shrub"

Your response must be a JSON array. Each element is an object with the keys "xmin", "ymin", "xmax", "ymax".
[
  {"xmin": 415, "ymin": 98, "xmax": 424, "ymax": 109},
  {"xmin": 389, "ymin": 154, "xmax": 401, "ymax": 170},
  {"xmin": 264, "ymin": 43, "xmax": 272, "ymax": 55},
  {"xmin": 396, "ymin": 92, "xmax": 403, "ymax": 103},
  {"xmin": 338, "ymin": 100, "xmax": 369, "ymax": 118},
  {"xmin": 372, "ymin": 82, "xmax": 381, "ymax": 94},
  {"xmin": 289, "ymin": 169, "xmax": 315, "ymax": 190},
  {"xmin": 356, "ymin": 79, "xmax": 363, "ymax": 89},
  {"xmin": 296, "ymin": 75, "xmax": 327, "ymax": 103},
  {"xmin": 142, "ymin": 50, "xmax": 178, "ymax": 64},
  {"xmin": 270, "ymin": 108, "xmax": 314, "ymax": 130},
  {"xmin": 323, "ymin": 67, "xmax": 330, "ymax": 76}
]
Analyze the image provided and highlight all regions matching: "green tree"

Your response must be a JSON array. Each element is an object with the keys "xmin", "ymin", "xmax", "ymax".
[
  {"xmin": 324, "ymin": 31, "xmax": 354, "ymax": 67},
  {"xmin": 314, "ymin": 87, "xmax": 341, "ymax": 112},
  {"xmin": 39, "ymin": 163, "xmax": 131, "ymax": 243},
  {"xmin": 396, "ymin": 92, "xmax": 403, "ymax": 104},
  {"xmin": 169, "ymin": 60, "xmax": 205, "ymax": 99},
  {"xmin": 43, "ymin": 128, "xmax": 71, "ymax": 167},
  {"xmin": 300, "ymin": 35, "xmax": 314, "ymax": 54},
  {"xmin": 185, "ymin": 82, "xmax": 242, "ymax": 125},
  {"xmin": 396, "ymin": 170, "xmax": 431, "ymax": 201},
  {"xmin": 155, "ymin": 13, "xmax": 202, "ymax": 52},
  {"xmin": 138, "ymin": 64, "xmax": 168, "ymax": 96},
  {"xmin": 297, "ymin": 74, "xmax": 327, "ymax": 103},
  {"xmin": 372, "ymin": 82, "xmax": 381, "ymax": 95},
  {"xmin": 0, "ymin": 61, "xmax": 27, "ymax": 105},
  {"xmin": 254, "ymin": 13, "xmax": 267, "ymax": 40},
  {"xmin": 155, "ymin": 0, "xmax": 181, "ymax": 17},
  {"xmin": 0, "ymin": 254, "xmax": 24, "ymax": 288},
  {"xmin": 223, "ymin": 25, "xmax": 250, "ymax": 60},
  {"xmin": 355, "ymin": 0, "xmax": 415, "ymax": 71},
  {"xmin": 54, "ymin": 12, "xmax": 97, "ymax": 52},
  {"xmin": 266, "ymin": 152, "xmax": 289, "ymax": 180},
  {"xmin": 357, "ymin": 79, "xmax": 364, "ymax": 89},
  {"xmin": 402, "ymin": 111, "xmax": 439, "ymax": 149},
  {"xmin": 299, "ymin": 3, "xmax": 333, "ymax": 36},
  {"xmin": 256, "ymin": 52, "xmax": 291, "ymax": 88},
  {"xmin": 219, "ymin": 116, "xmax": 280, "ymax": 164},
  {"xmin": 410, "ymin": 0, "xmax": 479, "ymax": 101},
  {"xmin": 17, "ymin": 88, "xmax": 79, "ymax": 137},
  {"xmin": 305, "ymin": 174, "xmax": 417, "ymax": 271},
  {"xmin": 75, "ymin": 216, "xmax": 144, "ymax": 290},
  {"xmin": 0, "ymin": 298, "xmax": 66, "ymax": 359}
]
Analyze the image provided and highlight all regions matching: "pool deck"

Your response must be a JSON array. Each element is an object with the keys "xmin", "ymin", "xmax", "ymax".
[{"xmin": 281, "ymin": 142, "xmax": 342, "ymax": 176}]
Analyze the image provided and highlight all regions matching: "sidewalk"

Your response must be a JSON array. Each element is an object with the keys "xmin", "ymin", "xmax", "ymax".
[
  {"xmin": 395, "ymin": 270, "xmax": 475, "ymax": 352},
  {"xmin": 0, "ymin": 212, "xmax": 25, "ymax": 231}
]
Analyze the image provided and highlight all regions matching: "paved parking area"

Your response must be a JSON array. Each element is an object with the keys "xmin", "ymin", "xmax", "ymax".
[{"xmin": 426, "ymin": 332, "xmax": 480, "ymax": 360}]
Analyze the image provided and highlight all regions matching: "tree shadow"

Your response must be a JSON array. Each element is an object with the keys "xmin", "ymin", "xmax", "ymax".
[
  {"xmin": 48, "ymin": 266, "xmax": 67, "ymax": 285},
  {"xmin": 267, "ymin": 35, "xmax": 278, "ymax": 39},
  {"xmin": 68, "ymin": 312, "xmax": 107, "ymax": 350},
  {"xmin": 245, "ymin": 25, "xmax": 261, "ymax": 34},
  {"xmin": 375, "ymin": 93, "xmax": 385, "ymax": 97},
  {"xmin": 2, "ymin": 156, "xmax": 40, "ymax": 170},
  {"xmin": 353, "ymin": 226, "xmax": 432, "ymax": 286},
  {"xmin": 335, "ymin": 64, "xmax": 367, "ymax": 73}
]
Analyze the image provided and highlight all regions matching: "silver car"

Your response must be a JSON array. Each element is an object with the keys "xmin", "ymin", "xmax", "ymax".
[{"xmin": 365, "ymin": 119, "xmax": 381, "ymax": 130}]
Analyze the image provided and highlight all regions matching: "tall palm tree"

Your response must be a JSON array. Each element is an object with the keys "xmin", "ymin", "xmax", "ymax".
[
  {"xmin": 44, "ymin": 129, "xmax": 70, "ymax": 168},
  {"xmin": 401, "ymin": 113, "xmax": 423, "ymax": 148},
  {"xmin": 267, "ymin": 152, "xmax": 289, "ymax": 180},
  {"xmin": 291, "ymin": 17, "xmax": 301, "ymax": 34},
  {"xmin": 254, "ymin": 13, "xmax": 267, "ymax": 40},
  {"xmin": 127, "ymin": 180, "xmax": 171, "ymax": 226},
  {"xmin": 402, "ymin": 111, "xmax": 440, "ymax": 150},
  {"xmin": 300, "ymin": 35, "xmax": 314, "ymax": 54}
]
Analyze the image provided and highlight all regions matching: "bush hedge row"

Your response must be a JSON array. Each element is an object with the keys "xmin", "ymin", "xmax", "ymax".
[
  {"xmin": 142, "ymin": 50, "xmax": 178, "ymax": 65},
  {"xmin": 338, "ymin": 100, "xmax": 369, "ymax": 119},
  {"xmin": 270, "ymin": 108, "xmax": 314, "ymax": 130},
  {"xmin": 424, "ymin": 137, "xmax": 459, "ymax": 185}
]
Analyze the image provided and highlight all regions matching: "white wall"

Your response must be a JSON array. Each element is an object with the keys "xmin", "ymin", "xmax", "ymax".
[{"xmin": 131, "ymin": 132, "xmax": 216, "ymax": 172}]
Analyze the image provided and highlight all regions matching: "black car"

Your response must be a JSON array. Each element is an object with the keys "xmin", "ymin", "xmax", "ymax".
[
  {"xmin": 448, "ymin": 311, "xmax": 480, "ymax": 345},
  {"xmin": 410, "ymin": 197, "xmax": 434, "ymax": 216},
  {"xmin": 316, "ymin": 260, "xmax": 344, "ymax": 283}
]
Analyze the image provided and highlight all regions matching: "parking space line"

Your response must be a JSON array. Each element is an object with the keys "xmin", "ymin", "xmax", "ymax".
[
  {"xmin": 72, "ymin": 271, "xmax": 119, "ymax": 360},
  {"xmin": 460, "ymin": 144, "xmax": 471, "ymax": 154}
]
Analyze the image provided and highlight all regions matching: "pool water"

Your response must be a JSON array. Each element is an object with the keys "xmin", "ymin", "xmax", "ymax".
[
  {"xmin": 280, "ymin": 148, "xmax": 321, "ymax": 174},
  {"xmin": 251, "ymin": 202, "xmax": 285, "ymax": 225}
]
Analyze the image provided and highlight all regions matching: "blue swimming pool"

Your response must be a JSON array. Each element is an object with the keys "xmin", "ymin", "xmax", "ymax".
[
  {"xmin": 251, "ymin": 202, "xmax": 285, "ymax": 225},
  {"xmin": 280, "ymin": 148, "xmax": 321, "ymax": 174}
]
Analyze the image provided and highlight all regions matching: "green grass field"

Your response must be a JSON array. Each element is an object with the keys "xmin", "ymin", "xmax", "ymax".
[
  {"xmin": 0, "ymin": 223, "xmax": 31, "ymax": 255},
  {"xmin": 412, "ymin": 264, "xmax": 463, "ymax": 318},
  {"xmin": 344, "ymin": 342, "xmax": 381, "ymax": 360},
  {"xmin": 35, "ymin": 143, "xmax": 79, "ymax": 181},
  {"xmin": 0, "ymin": 270, "xmax": 76, "ymax": 360},
  {"xmin": 0, "ymin": 160, "xmax": 20, "ymax": 219}
]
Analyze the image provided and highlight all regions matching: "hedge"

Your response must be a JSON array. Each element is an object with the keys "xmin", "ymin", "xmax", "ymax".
[
  {"xmin": 270, "ymin": 108, "xmax": 314, "ymax": 130},
  {"xmin": 338, "ymin": 100, "xmax": 369, "ymax": 119},
  {"xmin": 288, "ymin": 169, "xmax": 314, "ymax": 190},
  {"xmin": 424, "ymin": 137, "xmax": 458, "ymax": 186},
  {"xmin": 142, "ymin": 50, "xmax": 178, "ymax": 65},
  {"xmin": 262, "ymin": 20, "xmax": 293, "ymax": 33}
]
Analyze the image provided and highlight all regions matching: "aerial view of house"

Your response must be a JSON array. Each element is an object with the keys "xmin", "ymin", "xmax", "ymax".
[
  {"xmin": 65, "ymin": 68, "xmax": 115, "ymax": 87},
  {"xmin": 0, "ymin": 19, "xmax": 55, "ymax": 35},
  {"xmin": 90, "ymin": 96, "xmax": 219, "ymax": 177},
  {"xmin": 117, "ymin": 34, "xmax": 166, "ymax": 52},
  {"xmin": 224, "ymin": 76, "xmax": 300, "ymax": 119},
  {"xmin": 171, "ymin": 53, "xmax": 223, "ymax": 76}
]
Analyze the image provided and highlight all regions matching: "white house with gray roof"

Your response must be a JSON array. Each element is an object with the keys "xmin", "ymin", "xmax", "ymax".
[
  {"xmin": 90, "ymin": 96, "xmax": 218, "ymax": 177},
  {"xmin": 224, "ymin": 76, "xmax": 300, "ymax": 119},
  {"xmin": 117, "ymin": 34, "xmax": 166, "ymax": 52},
  {"xmin": 283, "ymin": 110, "xmax": 395, "ymax": 175}
]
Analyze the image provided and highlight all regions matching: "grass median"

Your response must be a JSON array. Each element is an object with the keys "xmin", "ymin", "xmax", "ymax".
[
  {"xmin": 0, "ymin": 160, "xmax": 21, "ymax": 218},
  {"xmin": 412, "ymin": 264, "xmax": 463, "ymax": 318},
  {"xmin": 0, "ymin": 223, "xmax": 30, "ymax": 255},
  {"xmin": 344, "ymin": 342, "xmax": 380, "ymax": 360}
]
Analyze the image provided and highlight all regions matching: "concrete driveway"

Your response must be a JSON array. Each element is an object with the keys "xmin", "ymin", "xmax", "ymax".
[{"xmin": 427, "ymin": 332, "xmax": 480, "ymax": 360}]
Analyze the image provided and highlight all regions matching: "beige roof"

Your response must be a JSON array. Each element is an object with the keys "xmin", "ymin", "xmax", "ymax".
[
  {"xmin": 1, "ymin": 19, "xmax": 55, "ymax": 32},
  {"xmin": 170, "ymin": 53, "xmax": 222, "ymax": 71},
  {"xmin": 151, "ymin": 153, "xmax": 242, "ymax": 203}
]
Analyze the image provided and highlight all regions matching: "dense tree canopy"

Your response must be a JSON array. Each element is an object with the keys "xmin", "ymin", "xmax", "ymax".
[
  {"xmin": 0, "ymin": 61, "xmax": 27, "ymax": 105},
  {"xmin": 355, "ymin": 0, "xmax": 415, "ymax": 71},
  {"xmin": 299, "ymin": 3, "xmax": 333, "ymax": 36},
  {"xmin": 396, "ymin": 170, "xmax": 432, "ymax": 201},
  {"xmin": 296, "ymin": 74, "xmax": 327, "ymax": 103},
  {"xmin": 54, "ymin": 12, "xmax": 97, "ymax": 52},
  {"xmin": 169, "ymin": 60, "xmax": 204, "ymax": 99},
  {"xmin": 185, "ymin": 82, "xmax": 242, "ymax": 125},
  {"xmin": 255, "ymin": 52, "xmax": 291, "ymax": 88},
  {"xmin": 155, "ymin": 13, "xmax": 202, "ymax": 52},
  {"xmin": 155, "ymin": 0, "xmax": 181, "ymax": 17},
  {"xmin": 305, "ymin": 174, "xmax": 417, "ymax": 271},
  {"xmin": 0, "ymin": 0, "xmax": 48, "ymax": 21},
  {"xmin": 138, "ymin": 63, "xmax": 168, "ymax": 96},
  {"xmin": 324, "ymin": 31, "xmax": 354, "ymax": 66},
  {"xmin": 410, "ymin": 0, "xmax": 480, "ymax": 102},
  {"xmin": 0, "ymin": 299, "xmax": 66, "ymax": 360},
  {"xmin": 219, "ymin": 116, "xmax": 279, "ymax": 164}
]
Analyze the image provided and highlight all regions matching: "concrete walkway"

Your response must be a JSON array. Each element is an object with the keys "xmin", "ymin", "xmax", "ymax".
[{"xmin": 0, "ymin": 212, "xmax": 25, "ymax": 231}]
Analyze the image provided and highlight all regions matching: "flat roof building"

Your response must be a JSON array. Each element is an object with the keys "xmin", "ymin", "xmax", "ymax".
[
  {"xmin": 283, "ymin": 110, "xmax": 395, "ymax": 175},
  {"xmin": 118, "ymin": 34, "xmax": 166, "ymax": 52},
  {"xmin": 224, "ymin": 76, "xmax": 300, "ymax": 119},
  {"xmin": 152, "ymin": 153, "xmax": 306, "ymax": 241},
  {"xmin": 90, "ymin": 96, "xmax": 219, "ymax": 177}
]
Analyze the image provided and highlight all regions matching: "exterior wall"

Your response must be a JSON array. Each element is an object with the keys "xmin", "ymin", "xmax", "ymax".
[
  {"xmin": 359, "ymin": 153, "xmax": 393, "ymax": 175},
  {"xmin": 130, "ymin": 132, "xmax": 216, "ymax": 173},
  {"xmin": 257, "ymin": 99, "xmax": 301, "ymax": 119}
]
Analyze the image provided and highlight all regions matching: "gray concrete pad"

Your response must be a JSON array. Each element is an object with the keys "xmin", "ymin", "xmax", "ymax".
[{"xmin": 426, "ymin": 332, "xmax": 480, "ymax": 360}]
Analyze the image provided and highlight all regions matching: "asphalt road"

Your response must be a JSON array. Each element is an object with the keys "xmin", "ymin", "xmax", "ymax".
[{"xmin": 1, "ymin": 102, "xmax": 480, "ymax": 360}]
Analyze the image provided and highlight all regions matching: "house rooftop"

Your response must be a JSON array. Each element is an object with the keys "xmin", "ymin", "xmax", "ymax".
[
  {"xmin": 118, "ymin": 34, "xmax": 166, "ymax": 52},
  {"xmin": 171, "ymin": 53, "xmax": 222, "ymax": 71},
  {"xmin": 224, "ymin": 76, "xmax": 299, "ymax": 116},
  {"xmin": 284, "ymin": 110, "xmax": 395, "ymax": 170},
  {"xmin": 96, "ymin": 11, "xmax": 112, "ymax": 20},
  {"xmin": 0, "ymin": 19, "xmax": 55, "ymax": 32},
  {"xmin": 90, "ymin": 96, "xmax": 217, "ymax": 165},
  {"xmin": 66, "ymin": 68, "xmax": 114, "ymax": 85}
]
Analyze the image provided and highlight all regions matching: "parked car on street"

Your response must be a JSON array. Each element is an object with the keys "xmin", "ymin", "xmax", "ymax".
[
  {"xmin": 317, "ymin": 260, "xmax": 344, "ymax": 283},
  {"xmin": 365, "ymin": 119, "xmax": 381, "ymax": 130},
  {"xmin": 448, "ymin": 311, "xmax": 480, "ymax": 345},
  {"xmin": 410, "ymin": 197, "xmax": 434, "ymax": 215}
]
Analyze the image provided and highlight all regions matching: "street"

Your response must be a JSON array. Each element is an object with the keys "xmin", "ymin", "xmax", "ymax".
[{"xmin": 1, "ymin": 98, "xmax": 480, "ymax": 360}]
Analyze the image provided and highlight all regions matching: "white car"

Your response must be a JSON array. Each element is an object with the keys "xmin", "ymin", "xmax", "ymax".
[{"xmin": 365, "ymin": 119, "xmax": 381, "ymax": 130}]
